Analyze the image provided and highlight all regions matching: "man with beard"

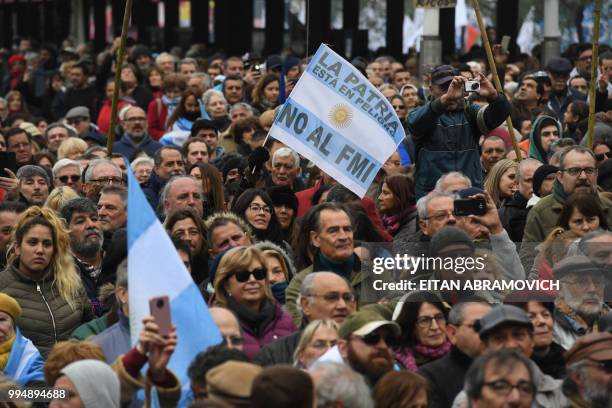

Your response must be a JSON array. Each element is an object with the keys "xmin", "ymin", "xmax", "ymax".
[
  {"xmin": 522, "ymin": 147, "xmax": 612, "ymax": 267},
  {"xmin": 61, "ymin": 198, "xmax": 106, "ymax": 316},
  {"xmin": 337, "ymin": 310, "xmax": 400, "ymax": 388},
  {"xmin": 552, "ymin": 255, "xmax": 609, "ymax": 350},
  {"xmin": 16, "ymin": 165, "xmax": 50, "ymax": 207},
  {"xmin": 113, "ymin": 106, "xmax": 162, "ymax": 158},
  {"xmin": 563, "ymin": 332, "xmax": 612, "ymax": 408}
]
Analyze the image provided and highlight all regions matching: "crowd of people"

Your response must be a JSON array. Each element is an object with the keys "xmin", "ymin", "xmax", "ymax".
[{"xmin": 0, "ymin": 33, "xmax": 610, "ymax": 408}]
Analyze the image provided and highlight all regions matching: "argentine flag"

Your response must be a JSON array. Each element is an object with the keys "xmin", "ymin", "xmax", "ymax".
[
  {"xmin": 269, "ymin": 44, "xmax": 407, "ymax": 197},
  {"xmin": 127, "ymin": 165, "xmax": 222, "ymax": 402}
]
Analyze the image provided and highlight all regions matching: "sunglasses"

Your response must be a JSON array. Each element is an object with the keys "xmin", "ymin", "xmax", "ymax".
[
  {"xmin": 56, "ymin": 175, "xmax": 80, "ymax": 183},
  {"xmin": 356, "ymin": 331, "xmax": 399, "ymax": 347},
  {"xmin": 233, "ymin": 267, "xmax": 267, "ymax": 283},
  {"xmin": 595, "ymin": 151, "xmax": 612, "ymax": 161}
]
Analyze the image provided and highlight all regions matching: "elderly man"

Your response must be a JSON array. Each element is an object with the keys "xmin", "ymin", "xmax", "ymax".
[
  {"xmin": 61, "ymin": 198, "xmax": 105, "ymax": 316},
  {"xmin": 553, "ymin": 255, "xmax": 608, "ymax": 350},
  {"xmin": 499, "ymin": 158, "xmax": 542, "ymax": 243},
  {"xmin": 142, "ymin": 146, "xmax": 186, "ymax": 209},
  {"xmin": 65, "ymin": 106, "xmax": 95, "ymax": 137},
  {"xmin": 97, "ymin": 185, "xmax": 127, "ymax": 235},
  {"xmin": 522, "ymin": 147, "xmax": 612, "ymax": 266},
  {"xmin": 45, "ymin": 123, "xmax": 73, "ymax": 155},
  {"xmin": 286, "ymin": 203, "xmax": 379, "ymax": 323},
  {"xmin": 563, "ymin": 332, "xmax": 612, "ymax": 407},
  {"xmin": 52, "ymin": 158, "xmax": 83, "ymax": 193},
  {"xmin": 266, "ymin": 147, "xmax": 304, "ymax": 191},
  {"xmin": 464, "ymin": 350, "xmax": 536, "ymax": 408},
  {"xmin": 82, "ymin": 159, "xmax": 123, "ymax": 199},
  {"xmin": 209, "ymin": 307, "xmax": 244, "ymax": 351},
  {"xmin": 156, "ymin": 52, "xmax": 176, "ymax": 74},
  {"xmin": 160, "ymin": 176, "xmax": 203, "ymax": 219},
  {"xmin": 113, "ymin": 106, "xmax": 162, "ymax": 158},
  {"xmin": 337, "ymin": 310, "xmax": 401, "ymax": 388},
  {"xmin": 452, "ymin": 304, "xmax": 566, "ymax": 408},
  {"xmin": 419, "ymin": 300, "xmax": 492, "ymax": 408},
  {"xmin": 16, "ymin": 165, "xmax": 49, "ymax": 207},
  {"xmin": 255, "ymin": 272, "xmax": 357, "ymax": 366},
  {"xmin": 205, "ymin": 212, "xmax": 254, "ymax": 258},
  {"xmin": 309, "ymin": 362, "xmax": 373, "ymax": 408},
  {"xmin": 434, "ymin": 171, "xmax": 472, "ymax": 194}
]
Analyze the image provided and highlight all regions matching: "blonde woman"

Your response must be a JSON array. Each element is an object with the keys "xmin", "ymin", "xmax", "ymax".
[
  {"xmin": 44, "ymin": 186, "xmax": 79, "ymax": 213},
  {"xmin": 57, "ymin": 137, "xmax": 88, "ymax": 160},
  {"xmin": 484, "ymin": 158, "xmax": 519, "ymax": 207},
  {"xmin": 0, "ymin": 207, "xmax": 92, "ymax": 357},
  {"xmin": 213, "ymin": 246, "xmax": 296, "ymax": 360},
  {"xmin": 293, "ymin": 319, "xmax": 339, "ymax": 369}
]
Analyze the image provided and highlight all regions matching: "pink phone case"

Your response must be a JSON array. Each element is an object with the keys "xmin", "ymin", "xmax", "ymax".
[{"xmin": 149, "ymin": 296, "xmax": 172, "ymax": 337}]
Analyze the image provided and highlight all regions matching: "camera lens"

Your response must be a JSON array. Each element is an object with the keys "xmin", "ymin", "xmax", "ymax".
[
  {"xmin": 157, "ymin": 299, "xmax": 165, "ymax": 308},
  {"xmin": 471, "ymin": 82, "xmax": 479, "ymax": 90}
]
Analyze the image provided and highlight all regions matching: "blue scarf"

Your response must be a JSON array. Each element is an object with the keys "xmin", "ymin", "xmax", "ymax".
[
  {"xmin": 271, "ymin": 281, "xmax": 288, "ymax": 304},
  {"xmin": 161, "ymin": 95, "xmax": 180, "ymax": 127}
]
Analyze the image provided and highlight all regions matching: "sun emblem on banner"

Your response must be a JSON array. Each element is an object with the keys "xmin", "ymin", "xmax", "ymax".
[{"xmin": 329, "ymin": 104, "xmax": 353, "ymax": 128}]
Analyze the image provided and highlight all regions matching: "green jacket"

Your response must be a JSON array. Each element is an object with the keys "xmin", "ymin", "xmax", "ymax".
[{"xmin": 71, "ymin": 312, "xmax": 110, "ymax": 340}]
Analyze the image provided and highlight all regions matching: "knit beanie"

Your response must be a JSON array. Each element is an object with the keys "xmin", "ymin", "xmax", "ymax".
[
  {"xmin": 532, "ymin": 165, "xmax": 558, "ymax": 197},
  {"xmin": 0, "ymin": 293, "xmax": 22, "ymax": 322},
  {"xmin": 266, "ymin": 185, "xmax": 298, "ymax": 212},
  {"xmin": 60, "ymin": 360, "xmax": 120, "ymax": 408}
]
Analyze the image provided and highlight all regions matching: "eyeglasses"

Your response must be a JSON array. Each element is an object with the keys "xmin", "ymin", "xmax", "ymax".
[
  {"xmin": 233, "ymin": 267, "xmax": 267, "ymax": 283},
  {"xmin": 483, "ymin": 380, "xmax": 536, "ymax": 397},
  {"xmin": 221, "ymin": 335, "xmax": 245, "ymax": 347},
  {"xmin": 309, "ymin": 291, "xmax": 356, "ymax": 304},
  {"xmin": 424, "ymin": 211, "xmax": 454, "ymax": 222},
  {"xmin": 309, "ymin": 339, "xmax": 338, "ymax": 349},
  {"xmin": 595, "ymin": 151, "xmax": 612, "ymax": 161},
  {"xmin": 248, "ymin": 204, "xmax": 272, "ymax": 214},
  {"xmin": 562, "ymin": 167, "xmax": 597, "ymax": 176},
  {"xmin": 562, "ymin": 274, "xmax": 604, "ymax": 289},
  {"xmin": 90, "ymin": 177, "xmax": 123, "ymax": 185},
  {"xmin": 354, "ymin": 332, "xmax": 399, "ymax": 348},
  {"xmin": 416, "ymin": 313, "xmax": 447, "ymax": 328},
  {"xmin": 56, "ymin": 175, "xmax": 80, "ymax": 183},
  {"xmin": 124, "ymin": 116, "xmax": 147, "ymax": 123}
]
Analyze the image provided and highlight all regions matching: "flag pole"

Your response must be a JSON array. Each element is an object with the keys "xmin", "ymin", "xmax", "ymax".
[
  {"xmin": 106, "ymin": 0, "xmax": 133, "ymax": 154},
  {"xmin": 470, "ymin": 0, "xmax": 521, "ymax": 161},
  {"xmin": 587, "ymin": 0, "xmax": 602, "ymax": 150}
]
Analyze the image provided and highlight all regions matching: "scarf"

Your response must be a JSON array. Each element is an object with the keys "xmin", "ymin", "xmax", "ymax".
[
  {"xmin": 555, "ymin": 298, "xmax": 609, "ymax": 334},
  {"xmin": 161, "ymin": 95, "xmax": 180, "ymax": 127},
  {"xmin": 316, "ymin": 252, "xmax": 355, "ymax": 280},
  {"xmin": 382, "ymin": 214, "xmax": 401, "ymax": 236},
  {"xmin": 174, "ymin": 116, "xmax": 194, "ymax": 132},
  {"xmin": 0, "ymin": 332, "xmax": 16, "ymax": 371},
  {"xmin": 395, "ymin": 340, "xmax": 451, "ymax": 371},
  {"xmin": 227, "ymin": 296, "xmax": 276, "ymax": 337},
  {"xmin": 271, "ymin": 281, "xmax": 288, "ymax": 304},
  {"xmin": 552, "ymin": 179, "xmax": 569, "ymax": 206}
]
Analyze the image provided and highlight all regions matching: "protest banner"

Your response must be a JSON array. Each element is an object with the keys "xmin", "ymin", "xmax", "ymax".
[
  {"xmin": 415, "ymin": 0, "xmax": 457, "ymax": 8},
  {"xmin": 269, "ymin": 44, "xmax": 406, "ymax": 197}
]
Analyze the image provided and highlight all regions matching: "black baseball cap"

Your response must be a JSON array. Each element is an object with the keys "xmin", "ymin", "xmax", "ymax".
[{"xmin": 431, "ymin": 65, "xmax": 459, "ymax": 86}]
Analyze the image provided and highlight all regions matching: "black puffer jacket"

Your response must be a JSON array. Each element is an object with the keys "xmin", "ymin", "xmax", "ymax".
[
  {"xmin": 0, "ymin": 263, "xmax": 93, "ymax": 357},
  {"xmin": 498, "ymin": 191, "xmax": 530, "ymax": 243}
]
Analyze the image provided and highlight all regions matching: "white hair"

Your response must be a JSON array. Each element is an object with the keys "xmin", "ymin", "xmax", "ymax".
[
  {"xmin": 416, "ymin": 191, "xmax": 454, "ymax": 220},
  {"xmin": 155, "ymin": 52, "xmax": 176, "ymax": 65},
  {"xmin": 309, "ymin": 362, "xmax": 373, "ymax": 408},
  {"xmin": 434, "ymin": 171, "xmax": 472, "ymax": 193},
  {"xmin": 202, "ymin": 89, "xmax": 228, "ymax": 110},
  {"xmin": 272, "ymin": 147, "xmax": 300, "ymax": 168},
  {"xmin": 517, "ymin": 158, "xmax": 542, "ymax": 181},
  {"xmin": 130, "ymin": 156, "xmax": 154, "ymax": 172},
  {"xmin": 83, "ymin": 159, "xmax": 122, "ymax": 182},
  {"xmin": 52, "ymin": 158, "xmax": 83, "ymax": 178}
]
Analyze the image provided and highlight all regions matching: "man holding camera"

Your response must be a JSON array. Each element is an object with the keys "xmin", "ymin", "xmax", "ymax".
[{"xmin": 407, "ymin": 65, "xmax": 511, "ymax": 199}]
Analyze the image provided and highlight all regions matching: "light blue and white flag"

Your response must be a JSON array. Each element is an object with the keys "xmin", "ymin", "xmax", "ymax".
[
  {"xmin": 127, "ymin": 165, "xmax": 222, "ymax": 403},
  {"xmin": 269, "ymin": 44, "xmax": 406, "ymax": 197}
]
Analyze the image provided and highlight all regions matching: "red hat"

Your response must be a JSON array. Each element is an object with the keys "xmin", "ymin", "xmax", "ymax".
[
  {"xmin": 486, "ymin": 127, "xmax": 513, "ymax": 149},
  {"xmin": 8, "ymin": 54, "xmax": 26, "ymax": 66}
]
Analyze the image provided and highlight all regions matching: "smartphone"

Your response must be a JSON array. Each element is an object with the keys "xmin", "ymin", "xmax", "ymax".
[
  {"xmin": 501, "ymin": 35, "xmax": 511, "ymax": 53},
  {"xmin": 149, "ymin": 296, "xmax": 172, "ymax": 337},
  {"xmin": 0, "ymin": 152, "xmax": 17, "ymax": 178},
  {"xmin": 454, "ymin": 198, "xmax": 487, "ymax": 216}
]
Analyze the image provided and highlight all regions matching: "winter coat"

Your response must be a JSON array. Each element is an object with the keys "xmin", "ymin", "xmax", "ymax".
[
  {"xmin": 531, "ymin": 342, "xmax": 566, "ymax": 380},
  {"xmin": 228, "ymin": 299, "xmax": 297, "ymax": 361},
  {"xmin": 112, "ymin": 133, "xmax": 163, "ymax": 159},
  {"xmin": 141, "ymin": 172, "xmax": 167, "ymax": 212},
  {"xmin": 499, "ymin": 191, "xmax": 530, "ymax": 243},
  {"xmin": 147, "ymin": 98, "xmax": 168, "ymax": 141},
  {"xmin": 71, "ymin": 312, "xmax": 110, "ymax": 340},
  {"xmin": 3, "ymin": 328, "xmax": 44, "ymax": 386},
  {"xmin": 0, "ymin": 263, "xmax": 94, "ymax": 358},
  {"xmin": 417, "ymin": 346, "xmax": 473, "ymax": 408},
  {"xmin": 407, "ymin": 93, "xmax": 511, "ymax": 198},
  {"xmin": 253, "ymin": 330, "xmax": 302, "ymax": 367}
]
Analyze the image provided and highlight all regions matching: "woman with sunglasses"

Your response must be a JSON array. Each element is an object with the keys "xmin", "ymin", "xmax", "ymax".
[
  {"xmin": 593, "ymin": 141, "xmax": 611, "ymax": 167},
  {"xmin": 213, "ymin": 246, "xmax": 296, "ymax": 360},
  {"xmin": 392, "ymin": 291, "xmax": 450, "ymax": 370},
  {"xmin": 231, "ymin": 188, "xmax": 286, "ymax": 249}
]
